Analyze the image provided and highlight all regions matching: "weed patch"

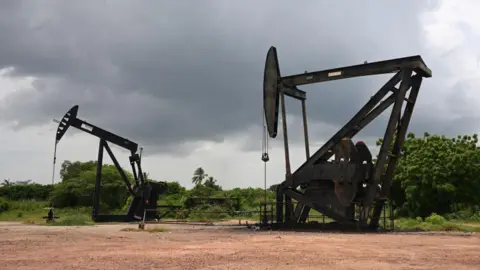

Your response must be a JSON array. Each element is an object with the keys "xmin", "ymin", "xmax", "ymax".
[{"xmin": 395, "ymin": 213, "xmax": 480, "ymax": 232}]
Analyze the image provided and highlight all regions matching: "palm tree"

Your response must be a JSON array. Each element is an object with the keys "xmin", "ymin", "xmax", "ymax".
[
  {"xmin": 1, "ymin": 178, "xmax": 11, "ymax": 186},
  {"xmin": 204, "ymin": 176, "xmax": 222, "ymax": 191},
  {"xmin": 204, "ymin": 176, "xmax": 215, "ymax": 185},
  {"xmin": 192, "ymin": 167, "xmax": 208, "ymax": 186}
]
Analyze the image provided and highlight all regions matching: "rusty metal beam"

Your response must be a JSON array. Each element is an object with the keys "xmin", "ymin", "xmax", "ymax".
[
  {"xmin": 283, "ymin": 189, "xmax": 356, "ymax": 225},
  {"xmin": 369, "ymin": 74, "xmax": 423, "ymax": 228},
  {"xmin": 282, "ymin": 86, "xmax": 306, "ymax": 100},
  {"xmin": 281, "ymin": 55, "xmax": 431, "ymax": 87},
  {"xmin": 359, "ymin": 69, "xmax": 412, "ymax": 224}
]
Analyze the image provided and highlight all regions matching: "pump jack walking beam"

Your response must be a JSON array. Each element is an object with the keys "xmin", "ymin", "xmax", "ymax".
[
  {"xmin": 263, "ymin": 46, "xmax": 431, "ymax": 229},
  {"xmin": 55, "ymin": 105, "xmax": 166, "ymax": 222}
]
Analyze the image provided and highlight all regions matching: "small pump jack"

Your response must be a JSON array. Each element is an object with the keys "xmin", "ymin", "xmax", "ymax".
[
  {"xmin": 53, "ymin": 105, "xmax": 168, "ymax": 223},
  {"xmin": 43, "ymin": 206, "xmax": 59, "ymax": 223}
]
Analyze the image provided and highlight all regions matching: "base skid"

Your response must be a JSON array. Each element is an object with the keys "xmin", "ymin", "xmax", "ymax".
[
  {"xmin": 92, "ymin": 215, "xmax": 137, "ymax": 223},
  {"xmin": 255, "ymin": 221, "xmax": 391, "ymax": 233},
  {"xmin": 92, "ymin": 214, "xmax": 162, "ymax": 223}
]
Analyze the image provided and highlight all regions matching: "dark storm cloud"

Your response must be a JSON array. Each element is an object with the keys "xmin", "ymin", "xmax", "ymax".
[{"xmin": 2, "ymin": 0, "xmax": 474, "ymax": 156}]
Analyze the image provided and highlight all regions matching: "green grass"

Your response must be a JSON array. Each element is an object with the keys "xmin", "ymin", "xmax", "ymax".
[
  {"xmin": 0, "ymin": 200, "xmax": 94, "ymax": 226},
  {"xmin": 0, "ymin": 199, "xmax": 49, "ymax": 221},
  {"xmin": 2, "ymin": 200, "xmax": 479, "ymax": 232},
  {"xmin": 395, "ymin": 213, "xmax": 480, "ymax": 232}
]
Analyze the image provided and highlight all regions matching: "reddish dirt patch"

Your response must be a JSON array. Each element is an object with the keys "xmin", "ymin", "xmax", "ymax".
[{"xmin": 0, "ymin": 222, "xmax": 479, "ymax": 270}]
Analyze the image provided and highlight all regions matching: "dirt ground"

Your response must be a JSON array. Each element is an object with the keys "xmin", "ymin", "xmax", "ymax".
[{"xmin": 0, "ymin": 221, "xmax": 479, "ymax": 270}]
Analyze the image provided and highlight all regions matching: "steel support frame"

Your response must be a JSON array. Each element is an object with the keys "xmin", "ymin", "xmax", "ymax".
[
  {"xmin": 275, "ymin": 68, "xmax": 426, "ymax": 228},
  {"xmin": 69, "ymin": 117, "xmax": 145, "ymax": 190},
  {"xmin": 275, "ymin": 86, "xmax": 309, "ymax": 224},
  {"xmin": 368, "ymin": 73, "xmax": 423, "ymax": 228},
  {"xmin": 92, "ymin": 139, "xmax": 141, "ymax": 219}
]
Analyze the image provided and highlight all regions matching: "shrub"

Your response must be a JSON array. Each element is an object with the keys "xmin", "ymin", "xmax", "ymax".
[
  {"xmin": 0, "ymin": 184, "xmax": 53, "ymax": 201},
  {"xmin": 425, "ymin": 213, "xmax": 446, "ymax": 225},
  {"xmin": 470, "ymin": 213, "xmax": 480, "ymax": 221},
  {"xmin": 445, "ymin": 210, "xmax": 480, "ymax": 221},
  {"xmin": 0, "ymin": 197, "xmax": 10, "ymax": 213}
]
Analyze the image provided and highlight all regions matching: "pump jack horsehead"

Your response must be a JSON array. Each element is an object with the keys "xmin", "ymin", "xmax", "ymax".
[{"xmin": 262, "ymin": 46, "xmax": 431, "ymax": 230}]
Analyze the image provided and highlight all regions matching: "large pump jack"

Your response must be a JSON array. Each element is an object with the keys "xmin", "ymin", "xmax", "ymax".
[
  {"xmin": 54, "ymin": 105, "xmax": 167, "ymax": 222},
  {"xmin": 263, "ymin": 46, "xmax": 432, "ymax": 230}
]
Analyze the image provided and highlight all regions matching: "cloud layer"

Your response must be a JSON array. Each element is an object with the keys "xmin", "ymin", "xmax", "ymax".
[{"xmin": 1, "ymin": 0, "xmax": 480, "ymax": 159}]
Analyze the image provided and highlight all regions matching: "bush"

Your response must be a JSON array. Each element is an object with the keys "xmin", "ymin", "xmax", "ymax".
[
  {"xmin": 394, "ymin": 217, "xmax": 480, "ymax": 232},
  {"xmin": 0, "ymin": 184, "xmax": 53, "ymax": 201},
  {"xmin": 470, "ymin": 213, "xmax": 480, "ymax": 221},
  {"xmin": 0, "ymin": 197, "xmax": 10, "ymax": 213},
  {"xmin": 445, "ymin": 210, "xmax": 480, "ymax": 221},
  {"xmin": 425, "ymin": 213, "xmax": 446, "ymax": 225}
]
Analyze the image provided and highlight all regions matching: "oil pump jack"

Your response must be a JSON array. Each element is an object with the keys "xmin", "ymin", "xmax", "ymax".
[
  {"xmin": 262, "ymin": 46, "xmax": 431, "ymax": 230},
  {"xmin": 53, "ymin": 105, "xmax": 167, "ymax": 222}
]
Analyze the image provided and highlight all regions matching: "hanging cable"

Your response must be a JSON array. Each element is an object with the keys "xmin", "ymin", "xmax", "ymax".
[
  {"xmin": 261, "ymin": 112, "xmax": 270, "ymax": 162},
  {"xmin": 51, "ymin": 142, "xmax": 57, "ymax": 187},
  {"xmin": 261, "ymin": 108, "xmax": 270, "ymax": 224},
  {"xmin": 48, "ymin": 140, "xmax": 58, "ymax": 221}
]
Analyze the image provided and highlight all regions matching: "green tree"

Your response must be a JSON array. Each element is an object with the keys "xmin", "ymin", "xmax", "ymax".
[
  {"xmin": 0, "ymin": 183, "xmax": 53, "ymax": 201},
  {"xmin": 1, "ymin": 179, "xmax": 11, "ymax": 186},
  {"xmin": 204, "ymin": 176, "xmax": 222, "ymax": 191},
  {"xmin": 187, "ymin": 184, "xmax": 217, "ymax": 198},
  {"xmin": 164, "ymin": 181, "xmax": 186, "ymax": 196},
  {"xmin": 387, "ymin": 132, "xmax": 480, "ymax": 218},
  {"xmin": 192, "ymin": 167, "xmax": 208, "ymax": 186},
  {"xmin": 60, "ymin": 160, "xmax": 97, "ymax": 182},
  {"xmin": 52, "ymin": 161, "xmax": 133, "ymax": 210}
]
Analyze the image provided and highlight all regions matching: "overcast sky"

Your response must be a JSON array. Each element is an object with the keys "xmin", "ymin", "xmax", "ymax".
[{"xmin": 1, "ymin": 0, "xmax": 480, "ymax": 189}]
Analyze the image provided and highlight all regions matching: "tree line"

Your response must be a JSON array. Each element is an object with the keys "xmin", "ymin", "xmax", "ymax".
[
  {"xmin": 1, "ymin": 132, "xmax": 479, "ymax": 220},
  {"xmin": 0, "ymin": 160, "xmax": 273, "ymax": 214}
]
